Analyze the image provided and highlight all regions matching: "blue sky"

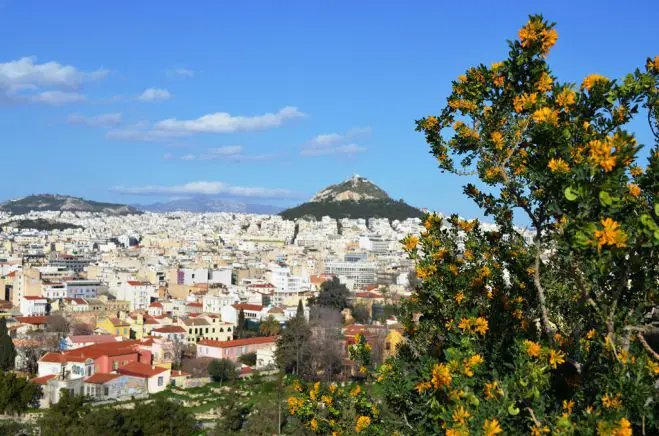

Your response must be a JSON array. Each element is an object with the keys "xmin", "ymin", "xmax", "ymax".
[{"xmin": 0, "ymin": 0, "xmax": 656, "ymax": 218}]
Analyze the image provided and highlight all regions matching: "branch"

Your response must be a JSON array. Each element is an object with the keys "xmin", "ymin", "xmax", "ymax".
[
  {"xmin": 526, "ymin": 407, "xmax": 541, "ymax": 428},
  {"xmin": 533, "ymin": 231, "xmax": 554, "ymax": 339},
  {"xmin": 638, "ymin": 333, "xmax": 659, "ymax": 360}
]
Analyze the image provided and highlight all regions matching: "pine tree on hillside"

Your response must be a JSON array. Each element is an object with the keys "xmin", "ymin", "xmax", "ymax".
[{"xmin": 0, "ymin": 318, "xmax": 16, "ymax": 371}]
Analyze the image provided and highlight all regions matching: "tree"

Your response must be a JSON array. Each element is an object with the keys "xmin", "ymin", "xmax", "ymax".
[
  {"xmin": 236, "ymin": 309, "xmax": 246, "ymax": 339},
  {"xmin": 0, "ymin": 371, "xmax": 41, "ymax": 416},
  {"xmin": 351, "ymin": 304, "xmax": 371, "ymax": 324},
  {"xmin": 238, "ymin": 352, "xmax": 257, "ymax": 367},
  {"xmin": 296, "ymin": 299, "xmax": 305, "ymax": 318},
  {"xmin": 214, "ymin": 394, "xmax": 252, "ymax": 434},
  {"xmin": 46, "ymin": 315, "xmax": 70, "ymax": 339},
  {"xmin": 289, "ymin": 15, "xmax": 659, "ymax": 435},
  {"xmin": 208, "ymin": 358, "xmax": 237, "ymax": 384},
  {"xmin": 71, "ymin": 323, "xmax": 93, "ymax": 336},
  {"xmin": 259, "ymin": 315, "xmax": 281, "ymax": 337},
  {"xmin": 0, "ymin": 318, "xmax": 16, "ymax": 370},
  {"xmin": 309, "ymin": 277, "xmax": 350, "ymax": 311},
  {"xmin": 276, "ymin": 314, "xmax": 311, "ymax": 376}
]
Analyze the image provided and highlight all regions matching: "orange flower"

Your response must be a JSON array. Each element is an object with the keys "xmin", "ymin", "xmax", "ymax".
[
  {"xmin": 614, "ymin": 418, "xmax": 632, "ymax": 436},
  {"xmin": 490, "ymin": 131, "xmax": 505, "ymax": 150},
  {"xmin": 513, "ymin": 92, "xmax": 538, "ymax": 112},
  {"xmin": 563, "ymin": 400, "xmax": 575, "ymax": 414},
  {"xmin": 630, "ymin": 166, "xmax": 644, "ymax": 177},
  {"xmin": 458, "ymin": 318, "xmax": 471, "ymax": 332},
  {"xmin": 355, "ymin": 416, "xmax": 371, "ymax": 433},
  {"xmin": 403, "ymin": 235, "xmax": 419, "ymax": 251},
  {"xmin": 627, "ymin": 183, "xmax": 640, "ymax": 197},
  {"xmin": 458, "ymin": 74, "xmax": 467, "ymax": 83},
  {"xmin": 602, "ymin": 392, "xmax": 623, "ymax": 409},
  {"xmin": 548, "ymin": 158, "xmax": 569, "ymax": 173},
  {"xmin": 589, "ymin": 138, "xmax": 616, "ymax": 171},
  {"xmin": 548, "ymin": 349, "xmax": 566, "ymax": 369},
  {"xmin": 422, "ymin": 115, "xmax": 438, "ymax": 129},
  {"xmin": 483, "ymin": 419, "xmax": 503, "ymax": 436},
  {"xmin": 310, "ymin": 418, "xmax": 319, "ymax": 431},
  {"xmin": 455, "ymin": 291, "xmax": 465, "ymax": 304},
  {"xmin": 415, "ymin": 381, "xmax": 432, "ymax": 394},
  {"xmin": 586, "ymin": 329, "xmax": 597, "ymax": 339},
  {"xmin": 594, "ymin": 218, "xmax": 628, "ymax": 250},
  {"xmin": 452, "ymin": 406, "xmax": 471, "ymax": 425},
  {"xmin": 484, "ymin": 381, "xmax": 502, "ymax": 400},
  {"xmin": 473, "ymin": 317, "xmax": 489, "ymax": 335},
  {"xmin": 531, "ymin": 425, "xmax": 550, "ymax": 436},
  {"xmin": 556, "ymin": 88, "xmax": 576, "ymax": 109},
  {"xmin": 449, "ymin": 264, "xmax": 459, "ymax": 276},
  {"xmin": 582, "ymin": 74, "xmax": 608, "ymax": 90},
  {"xmin": 524, "ymin": 340, "xmax": 541, "ymax": 358},
  {"xmin": 431, "ymin": 363, "xmax": 452, "ymax": 389}
]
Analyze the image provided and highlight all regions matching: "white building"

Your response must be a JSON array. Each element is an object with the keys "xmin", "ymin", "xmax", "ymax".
[
  {"xmin": 267, "ymin": 264, "xmax": 308, "ymax": 306},
  {"xmin": 220, "ymin": 304, "xmax": 263, "ymax": 325},
  {"xmin": 116, "ymin": 281, "xmax": 156, "ymax": 311},
  {"xmin": 19, "ymin": 296, "xmax": 48, "ymax": 316},
  {"xmin": 65, "ymin": 280, "xmax": 102, "ymax": 299},
  {"xmin": 324, "ymin": 260, "xmax": 377, "ymax": 288},
  {"xmin": 202, "ymin": 293, "xmax": 238, "ymax": 314}
]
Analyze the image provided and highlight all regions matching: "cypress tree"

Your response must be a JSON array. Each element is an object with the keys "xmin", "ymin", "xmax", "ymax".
[{"xmin": 0, "ymin": 318, "xmax": 16, "ymax": 371}]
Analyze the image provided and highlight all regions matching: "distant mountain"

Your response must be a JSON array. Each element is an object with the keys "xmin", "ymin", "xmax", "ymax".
[
  {"xmin": 1, "ymin": 218, "xmax": 83, "ymax": 231},
  {"xmin": 137, "ymin": 198, "xmax": 283, "ymax": 215},
  {"xmin": 280, "ymin": 175, "xmax": 424, "ymax": 221},
  {"xmin": 0, "ymin": 194, "xmax": 141, "ymax": 216}
]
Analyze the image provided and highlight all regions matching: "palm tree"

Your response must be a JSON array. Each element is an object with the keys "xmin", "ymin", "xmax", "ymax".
[{"xmin": 259, "ymin": 315, "xmax": 281, "ymax": 337}]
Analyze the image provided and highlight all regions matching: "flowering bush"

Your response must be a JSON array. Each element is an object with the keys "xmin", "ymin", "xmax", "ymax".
[{"xmin": 289, "ymin": 15, "xmax": 658, "ymax": 435}]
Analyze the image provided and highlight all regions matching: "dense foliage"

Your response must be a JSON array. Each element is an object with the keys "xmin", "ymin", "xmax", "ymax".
[
  {"xmin": 280, "ymin": 199, "xmax": 423, "ymax": 221},
  {"xmin": 288, "ymin": 15, "xmax": 658, "ymax": 435},
  {"xmin": 0, "ymin": 318, "xmax": 16, "ymax": 371},
  {"xmin": 208, "ymin": 358, "xmax": 238, "ymax": 383},
  {"xmin": 1, "ymin": 219, "xmax": 83, "ymax": 231},
  {"xmin": 308, "ymin": 277, "xmax": 351, "ymax": 311},
  {"xmin": 39, "ymin": 391, "xmax": 200, "ymax": 436},
  {"xmin": 0, "ymin": 371, "xmax": 41, "ymax": 415}
]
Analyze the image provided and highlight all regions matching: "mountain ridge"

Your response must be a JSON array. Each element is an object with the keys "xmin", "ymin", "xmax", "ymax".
[{"xmin": 0, "ymin": 194, "xmax": 141, "ymax": 216}]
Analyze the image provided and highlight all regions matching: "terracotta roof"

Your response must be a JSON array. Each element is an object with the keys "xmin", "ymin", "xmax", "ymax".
[
  {"xmin": 62, "ymin": 340, "xmax": 142, "ymax": 360},
  {"xmin": 117, "ymin": 362, "xmax": 169, "ymax": 378},
  {"xmin": 152, "ymin": 325, "xmax": 186, "ymax": 334},
  {"xmin": 198, "ymin": 336, "xmax": 277, "ymax": 349},
  {"xmin": 149, "ymin": 302, "xmax": 163, "ymax": 308},
  {"xmin": 15, "ymin": 316, "xmax": 49, "ymax": 325},
  {"xmin": 232, "ymin": 304, "xmax": 263, "ymax": 311},
  {"xmin": 73, "ymin": 298, "xmax": 88, "ymax": 304},
  {"xmin": 186, "ymin": 302, "xmax": 203, "ymax": 307},
  {"xmin": 182, "ymin": 318, "xmax": 210, "ymax": 326},
  {"xmin": 353, "ymin": 292, "xmax": 383, "ymax": 298},
  {"xmin": 126, "ymin": 281, "xmax": 149, "ymax": 286},
  {"xmin": 108, "ymin": 318, "xmax": 129, "ymax": 327},
  {"xmin": 32, "ymin": 374, "xmax": 56, "ymax": 385},
  {"xmin": 171, "ymin": 370, "xmax": 190, "ymax": 377},
  {"xmin": 68, "ymin": 334, "xmax": 117, "ymax": 344},
  {"xmin": 22, "ymin": 296, "xmax": 47, "ymax": 301},
  {"xmin": 39, "ymin": 352, "xmax": 89, "ymax": 364},
  {"xmin": 85, "ymin": 373, "xmax": 123, "ymax": 384}
]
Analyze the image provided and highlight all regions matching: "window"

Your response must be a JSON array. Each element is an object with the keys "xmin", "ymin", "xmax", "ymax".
[
  {"xmin": 87, "ymin": 366, "xmax": 92, "ymax": 376},
  {"xmin": 157, "ymin": 376, "xmax": 163, "ymax": 386},
  {"xmin": 113, "ymin": 361, "xmax": 119, "ymax": 370},
  {"xmin": 104, "ymin": 386, "xmax": 109, "ymax": 396},
  {"xmin": 385, "ymin": 342, "xmax": 391, "ymax": 351},
  {"xmin": 219, "ymin": 328, "xmax": 224, "ymax": 332}
]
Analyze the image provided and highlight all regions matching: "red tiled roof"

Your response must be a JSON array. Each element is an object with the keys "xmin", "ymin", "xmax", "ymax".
[
  {"xmin": 108, "ymin": 318, "xmax": 129, "ymax": 327},
  {"xmin": 149, "ymin": 302, "xmax": 163, "ymax": 308},
  {"xmin": 198, "ymin": 336, "xmax": 277, "ymax": 349},
  {"xmin": 232, "ymin": 304, "xmax": 262, "ymax": 311},
  {"xmin": 63, "ymin": 340, "xmax": 142, "ymax": 360},
  {"xmin": 73, "ymin": 298, "xmax": 88, "ymax": 304},
  {"xmin": 126, "ymin": 281, "xmax": 148, "ymax": 286},
  {"xmin": 15, "ymin": 316, "xmax": 49, "ymax": 325},
  {"xmin": 39, "ymin": 352, "xmax": 89, "ymax": 364},
  {"xmin": 32, "ymin": 374, "xmax": 56, "ymax": 385},
  {"xmin": 69, "ymin": 334, "xmax": 117, "ymax": 344},
  {"xmin": 186, "ymin": 302, "xmax": 203, "ymax": 307},
  {"xmin": 117, "ymin": 362, "xmax": 169, "ymax": 378},
  {"xmin": 353, "ymin": 292, "xmax": 382, "ymax": 298},
  {"xmin": 22, "ymin": 296, "xmax": 47, "ymax": 301},
  {"xmin": 152, "ymin": 325, "xmax": 186, "ymax": 334},
  {"xmin": 85, "ymin": 373, "xmax": 122, "ymax": 384},
  {"xmin": 171, "ymin": 370, "xmax": 190, "ymax": 377}
]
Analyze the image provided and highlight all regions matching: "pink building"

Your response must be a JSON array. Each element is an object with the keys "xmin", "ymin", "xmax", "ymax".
[{"xmin": 196, "ymin": 336, "xmax": 277, "ymax": 362}]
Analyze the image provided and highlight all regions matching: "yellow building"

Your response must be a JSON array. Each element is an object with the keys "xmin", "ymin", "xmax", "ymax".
[
  {"xmin": 97, "ymin": 317, "xmax": 131, "ymax": 338},
  {"xmin": 383, "ymin": 327, "xmax": 404, "ymax": 359},
  {"xmin": 180, "ymin": 316, "xmax": 233, "ymax": 344}
]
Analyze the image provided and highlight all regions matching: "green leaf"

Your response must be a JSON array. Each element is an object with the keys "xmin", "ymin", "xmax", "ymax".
[
  {"xmin": 654, "ymin": 203, "xmax": 659, "ymax": 215},
  {"xmin": 564, "ymin": 187, "xmax": 578, "ymax": 201},
  {"xmin": 507, "ymin": 403, "xmax": 520, "ymax": 415},
  {"xmin": 599, "ymin": 191, "xmax": 613, "ymax": 206}
]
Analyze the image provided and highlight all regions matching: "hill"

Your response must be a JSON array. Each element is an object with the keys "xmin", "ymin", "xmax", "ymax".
[
  {"xmin": 1, "ymin": 219, "xmax": 83, "ymax": 231},
  {"xmin": 280, "ymin": 175, "xmax": 423, "ymax": 221},
  {"xmin": 137, "ymin": 198, "xmax": 283, "ymax": 215},
  {"xmin": 0, "ymin": 194, "xmax": 141, "ymax": 216}
]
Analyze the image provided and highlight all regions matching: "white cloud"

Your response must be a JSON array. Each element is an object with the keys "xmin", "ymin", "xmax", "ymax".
[
  {"xmin": 163, "ymin": 153, "xmax": 196, "ymax": 161},
  {"xmin": 207, "ymin": 145, "xmax": 244, "ymax": 155},
  {"xmin": 68, "ymin": 113, "xmax": 122, "ymax": 128},
  {"xmin": 138, "ymin": 88, "xmax": 171, "ymax": 102},
  {"xmin": 302, "ymin": 127, "xmax": 371, "ymax": 156},
  {"xmin": 155, "ymin": 106, "xmax": 305, "ymax": 133},
  {"xmin": 166, "ymin": 67, "xmax": 194, "ymax": 78},
  {"xmin": 111, "ymin": 181, "xmax": 294, "ymax": 198},
  {"xmin": 0, "ymin": 56, "xmax": 107, "ymax": 90},
  {"xmin": 31, "ymin": 91, "xmax": 87, "ymax": 105},
  {"xmin": 105, "ymin": 122, "xmax": 187, "ymax": 142}
]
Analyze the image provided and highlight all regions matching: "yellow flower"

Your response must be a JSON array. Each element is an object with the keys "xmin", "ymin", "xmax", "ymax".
[
  {"xmin": 594, "ymin": 218, "xmax": 628, "ymax": 250},
  {"xmin": 537, "ymin": 73, "xmax": 553, "ymax": 92},
  {"xmin": 458, "ymin": 74, "xmax": 467, "ymax": 83},
  {"xmin": 614, "ymin": 417, "xmax": 632, "ymax": 436},
  {"xmin": 448, "ymin": 99, "xmax": 478, "ymax": 113},
  {"xmin": 310, "ymin": 418, "xmax": 319, "ymax": 431},
  {"xmin": 449, "ymin": 264, "xmax": 459, "ymax": 276},
  {"xmin": 355, "ymin": 416, "xmax": 371, "ymax": 433},
  {"xmin": 524, "ymin": 340, "xmax": 541, "ymax": 358},
  {"xmin": 586, "ymin": 329, "xmax": 597, "ymax": 340},
  {"xmin": 292, "ymin": 380, "xmax": 303, "ymax": 392},
  {"xmin": 589, "ymin": 138, "xmax": 616, "ymax": 172},
  {"xmin": 423, "ymin": 115, "xmax": 439, "ymax": 129},
  {"xmin": 484, "ymin": 381, "xmax": 502, "ymax": 400},
  {"xmin": 513, "ymin": 309, "xmax": 523, "ymax": 320},
  {"xmin": 630, "ymin": 166, "xmax": 644, "ymax": 177},
  {"xmin": 415, "ymin": 381, "xmax": 432, "ymax": 394},
  {"xmin": 329, "ymin": 383, "xmax": 337, "ymax": 393},
  {"xmin": 458, "ymin": 317, "xmax": 471, "ymax": 332},
  {"xmin": 627, "ymin": 183, "xmax": 640, "ymax": 197},
  {"xmin": 403, "ymin": 235, "xmax": 419, "ymax": 251},
  {"xmin": 480, "ymin": 265, "xmax": 491, "ymax": 278},
  {"xmin": 431, "ymin": 363, "xmax": 452, "ymax": 389},
  {"xmin": 582, "ymin": 74, "xmax": 608, "ymax": 90},
  {"xmin": 288, "ymin": 396, "xmax": 302, "ymax": 415},
  {"xmin": 483, "ymin": 418, "xmax": 503, "ymax": 436},
  {"xmin": 448, "ymin": 389, "xmax": 465, "ymax": 401},
  {"xmin": 491, "ymin": 62, "xmax": 504, "ymax": 70},
  {"xmin": 473, "ymin": 317, "xmax": 489, "ymax": 335},
  {"xmin": 563, "ymin": 400, "xmax": 575, "ymax": 414},
  {"xmin": 531, "ymin": 425, "xmax": 550, "ymax": 436},
  {"xmin": 469, "ymin": 354, "xmax": 484, "ymax": 366},
  {"xmin": 646, "ymin": 360, "xmax": 659, "ymax": 375},
  {"xmin": 541, "ymin": 28, "xmax": 558, "ymax": 55},
  {"xmin": 321, "ymin": 395, "xmax": 333, "ymax": 406},
  {"xmin": 602, "ymin": 392, "xmax": 623, "ymax": 409},
  {"xmin": 350, "ymin": 385, "xmax": 361, "ymax": 397},
  {"xmin": 452, "ymin": 406, "xmax": 471, "ymax": 425},
  {"xmin": 455, "ymin": 291, "xmax": 465, "ymax": 304},
  {"xmin": 548, "ymin": 158, "xmax": 569, "ymax": 173},
  {"xmin": 556, "ymin": 88, "xmax": 576, "ymax": 109},
  {"xmin": 490, "ymin": 131, "xmax": 505, "ymax": 150},
  {"xmin": 513, "ymin": 92, "xmax": 538, "ymax": 113},
  {"xmin": 647, "ymin": 55, "xmax": 659, "ymax": 72},
  {"xmin": 548, "ymin": 349, "xmax": 566, "ymax": 368},
  {"xmin": 532, "ymin": 107, "xmax": 559, "ymax": 125}
]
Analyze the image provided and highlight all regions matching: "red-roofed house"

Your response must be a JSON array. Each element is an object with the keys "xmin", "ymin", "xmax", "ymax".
[
  {"xmin": 196, "ymin": 336, "xmax": 277, "ymax": 362},
  {"xmin": 147, "ymin": 302, "xmax": 164, "ymax": 317},
  {"xmin": 221, "ymin": 303, "xmax": 264, "ymax": 325},
  {"xmin": 151, "ymin": 325, "xmax": 187, "ymax": 342},
  {"xmin": 62, "ymin": 334, "xmax": 119, "ymax": 351},
  {"xmin": 19, "ymin": 296, "xmax": 47, "ymax": 316},
  {"xmin": 84, "ymin": 372, "xmax": 147, "ymax": 400},
  {"xmin": 117, "ymin": 362, "xmax": 171, "ymax": 393}
]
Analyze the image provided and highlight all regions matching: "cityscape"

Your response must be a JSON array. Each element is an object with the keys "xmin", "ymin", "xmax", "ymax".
[{"xmin": 0, "ymin": 2, "xmax": 657, "ymax": 435}]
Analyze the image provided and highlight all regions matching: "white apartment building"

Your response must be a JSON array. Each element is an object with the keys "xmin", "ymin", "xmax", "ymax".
[
  {"xmin": 116, "ymin": 281, "xmax": 156, "ymax": 311},
  {"xmin": 43, "ymin": 282, "xmax": 67, "ymax": 299},
  {"xmin": 20, "ymin": 296, "xmax": 48, "ymax": 316},
  {"xmin": 176, "ymin": 267, "xmax": 232, "ymax": 287},
  {"xmin": 324, "ymin": 260, "xmax": 377, "ymax": 288},
  {"xmin": 202, "ymin": 293, "xmax": 238, "ymax": 314},
  {"xmin": 267, "ymin": 264, "xmax": 308, "ymax": 306},
  {"xmin": 64, "ymin": 280, "xmax": 101, "ymax": 299}
]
